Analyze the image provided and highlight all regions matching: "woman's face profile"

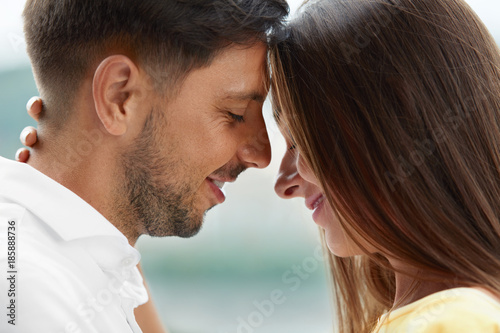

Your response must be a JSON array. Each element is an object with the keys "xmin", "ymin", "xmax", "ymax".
[{"xmin": 274, "ymin": 124, "xmax": 366, "ymax": 257}]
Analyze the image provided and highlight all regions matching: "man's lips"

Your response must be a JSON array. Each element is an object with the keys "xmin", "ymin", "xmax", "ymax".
[
  {"xmin": 207, "ymin": 176, "xmax": 237, "ymax": 190},
  {"xmin": 206, "ymin": 177, "xmax": 237, "ymax": 204},
  {"xmin": 210, "ymin": 179, "xmax": 226, "ymax": 189},
  {"xmin": 206, "ymin": 178, "xmax": 225, "ymax": 204},
  {"xmin": 205, "ymin": 162, "xmax": 243, "ymax": 206}
]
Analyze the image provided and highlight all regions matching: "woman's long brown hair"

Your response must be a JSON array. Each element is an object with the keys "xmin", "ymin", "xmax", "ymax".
[{"xmin": 270, "ymin": 0, "xmax": 500, "ymax": 331}]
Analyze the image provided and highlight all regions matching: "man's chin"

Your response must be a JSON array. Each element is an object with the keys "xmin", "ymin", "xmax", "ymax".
[
  {"xmin": 176, "ymin": 227, "xmax": 202, "ymax": 238},
  {"xmin": 146, "ymin": 224, "xmax": 202, "ymax": 238},
  {"xmin": 170, "ymin": 212, "xmax": 206, "ymax": 238}
]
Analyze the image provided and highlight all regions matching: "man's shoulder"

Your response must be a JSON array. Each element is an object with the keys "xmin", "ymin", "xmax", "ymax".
[
  {"xmin": 0, "ymin": 202, "xmax": 89, "ymax": 331},
  {"xmin": 0, "ymin": 202, "xmax": 28, "ymax": 220},
  {"xmin": 0, "ymin": 202, "xmax": 96, "ymax": 286},
  {"xmin": 0, "ymin": 201, "xmax": 62, "ymax": 248}
]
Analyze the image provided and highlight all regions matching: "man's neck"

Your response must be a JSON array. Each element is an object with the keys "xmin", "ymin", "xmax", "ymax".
[{"xmin": 27, "ymin": 134, "xmax": 140, "ymax": 246}]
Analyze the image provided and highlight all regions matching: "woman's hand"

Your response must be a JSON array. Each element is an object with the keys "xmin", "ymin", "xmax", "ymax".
[
  {"xmin": 15, "ymin": 97, "xmax": 42, "ymax": 163},
  {"xmin": 135, "ymin": 264, "xmax": 169, "ymax": 333}
]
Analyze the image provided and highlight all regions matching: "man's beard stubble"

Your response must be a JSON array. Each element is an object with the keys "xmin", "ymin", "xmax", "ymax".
[{"xmin": 118, "ymin": 108, "xmax": 203, "ymax": 239}]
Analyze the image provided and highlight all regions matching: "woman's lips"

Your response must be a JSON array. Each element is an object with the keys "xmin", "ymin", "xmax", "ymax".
[
  {"xmin": 312, "ymin": 197, "xmax": 325, "ymax": 223},
  {"xmin": 306, "ymin": 194, "xmax": 326, "ymax": 224},
  {"xmin": 306, "ymin": 193, "xmax": 324, "ymax": 210}
]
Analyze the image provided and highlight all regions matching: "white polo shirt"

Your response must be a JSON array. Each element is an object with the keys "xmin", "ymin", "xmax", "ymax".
[{"xmin": 0, "ymin": 157, "xmax": 148, "ymax": 333}]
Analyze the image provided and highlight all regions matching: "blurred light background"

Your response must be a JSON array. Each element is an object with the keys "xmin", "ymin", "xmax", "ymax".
[{"xmin": 0, "ymin": 1, "xmax": 499, "ymax": 332}]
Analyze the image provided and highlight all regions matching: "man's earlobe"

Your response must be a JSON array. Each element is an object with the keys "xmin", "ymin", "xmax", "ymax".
[{"xmin": 93, "ymin": 55, "xmax": 142, "ymax": 136}]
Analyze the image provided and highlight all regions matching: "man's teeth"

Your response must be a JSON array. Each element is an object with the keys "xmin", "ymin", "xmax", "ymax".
[{"xmin": 212, "ymin": 180, "xmax": 225, "ymax": 189}]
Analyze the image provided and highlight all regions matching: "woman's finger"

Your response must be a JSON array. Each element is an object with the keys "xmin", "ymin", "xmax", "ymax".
[
  {"xmin": 26, "ymin": 96, "xmax": 43, "ymax": 122},
  {"xmin": 20, "ymin": 126, "xmax": 38, "ymax": 147},
  {"xmin": 15, "ymin": 148, "xmax": 31, "ymax": 163}
]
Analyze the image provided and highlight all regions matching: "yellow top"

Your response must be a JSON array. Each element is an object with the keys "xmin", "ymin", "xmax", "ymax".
[{"xmin": 374, "ymin": 288, "xmax": 500, "ymax": 333}]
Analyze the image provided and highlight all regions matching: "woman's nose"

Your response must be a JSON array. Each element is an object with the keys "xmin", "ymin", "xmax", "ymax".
[{"xmin": 274, "ymin": 149, "xmax": 304, "ymax": 199}]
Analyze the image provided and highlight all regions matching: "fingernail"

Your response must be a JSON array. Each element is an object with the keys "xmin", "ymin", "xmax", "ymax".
[
  {"xmin": 20, "ymin": 129, "xmax": 31, "ymax": 143},
  {"xmin": 26, "ymin": 96, "xmax": 40, "ymax": 111},
  {"xmin": 15, "ymin": 148, "xmax": 23, "ymax": 161}
]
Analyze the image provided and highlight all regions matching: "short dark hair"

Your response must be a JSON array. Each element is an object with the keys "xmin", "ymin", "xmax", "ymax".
[{"xmin": 23, "ymin": 0, "xmax": 289, "ymax": 127}]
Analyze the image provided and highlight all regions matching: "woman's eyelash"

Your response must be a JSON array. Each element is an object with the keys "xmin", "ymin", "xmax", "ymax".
[
  {"xmin": 289, "ymin": 144, "xmax": 296, "ymax": 150},
  {"xmin": 228, "ymin": 112, "xmax": 245, "ymax": 123}
]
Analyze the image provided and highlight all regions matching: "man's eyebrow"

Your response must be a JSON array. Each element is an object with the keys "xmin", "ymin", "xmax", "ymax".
[{"xmin": 219, "ymin": 91, "xmax": 266, "ymax": 103}]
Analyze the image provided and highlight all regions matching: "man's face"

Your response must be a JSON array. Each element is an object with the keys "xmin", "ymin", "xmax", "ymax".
[{"xmin": 121, "ymin": 43, "xmax": 271, "ymax": 238}]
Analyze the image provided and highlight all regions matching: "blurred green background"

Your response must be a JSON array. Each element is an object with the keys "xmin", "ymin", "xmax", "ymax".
[{"xmin": 1, "ymin": 0, "xmax": 499, "ymax": 332}]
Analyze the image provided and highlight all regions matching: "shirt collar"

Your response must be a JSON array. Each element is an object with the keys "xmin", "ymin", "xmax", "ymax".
[{"xmin": 0, "ymin": 157, "xmax": 128, "ymax": 243}]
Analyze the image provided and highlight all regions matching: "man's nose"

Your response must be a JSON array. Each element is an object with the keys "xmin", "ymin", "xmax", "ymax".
[
  {"xmin": 238, "ymin": 115, "xmax": 272, "ymax": 169},
  {"xmin": 274, "ymin": 150, "xmax": 303, "ymax": 199}
]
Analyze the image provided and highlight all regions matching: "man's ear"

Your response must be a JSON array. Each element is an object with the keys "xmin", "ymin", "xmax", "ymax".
[{"xmin": 93, "ymin": 55, "xmax": 146, "ymax": 136}]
